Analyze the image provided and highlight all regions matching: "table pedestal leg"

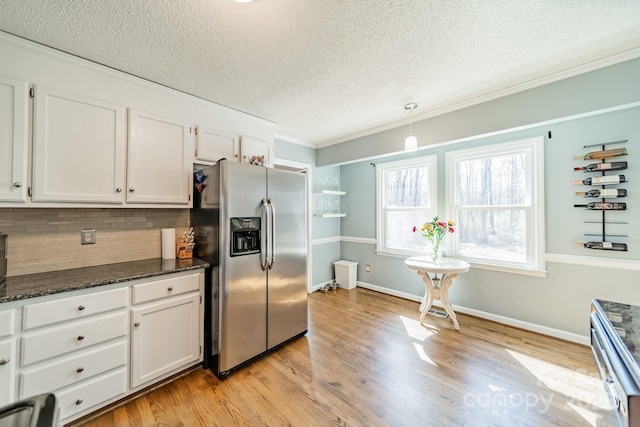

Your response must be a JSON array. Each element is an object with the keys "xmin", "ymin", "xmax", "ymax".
[{"xmin": 417, "ymin": 271, "xmax": 460, "ymax": 330}]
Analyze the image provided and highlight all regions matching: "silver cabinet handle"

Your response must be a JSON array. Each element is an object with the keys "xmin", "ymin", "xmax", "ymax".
[
  {"xmin": 134, "ymin": 322, "xmax": 140, "ymax": 327},
  {"xmin": 76, "ymin": 367, "xmax": 84, "ymax": 373},
  {"xmin": 129, "ymin": 187, "xmax": 135, "ymax": 192},
  {"xmin": 0, "ymin": 358, "xmax": 9, "ymax": 365},
  {"xmin": 75, "ymin": 399, "xmax": 83, "ymax": 405},
  {"xmin": 167, "ymin": 286, "xmax": 173, "ymax": 292},
  {"xmin": 116, "ymin": 187, "xmax": 122, "ymax": 193},
  {"xmin": 13, "ymin": 182, "xmax": 22, "ymax": 188},
  {"xmin": 77, "ymin": 335, "xmax": 85, "ymax": 341},
  {"xmin": 78, "ymin": 305, "xmax": 85, "ymax": 311}
]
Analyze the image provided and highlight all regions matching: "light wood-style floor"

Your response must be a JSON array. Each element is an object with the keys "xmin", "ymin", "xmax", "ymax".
[{"xmin": 75, "ymin": 288, "xmax": 611, "ymax": 427}]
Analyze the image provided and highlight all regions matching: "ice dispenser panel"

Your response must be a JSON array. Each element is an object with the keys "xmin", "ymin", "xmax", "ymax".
[{"xmin": 230, "ymin": 217, "xmax": 260, "ymax": 256}]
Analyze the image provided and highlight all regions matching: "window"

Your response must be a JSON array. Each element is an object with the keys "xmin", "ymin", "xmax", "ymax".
[
  {"xmin": 376, "ymin": 155, "xmax": 437, "ymax": 256},
  {"xmin": 446, "ymin": 137, "xmax": 545, "ymax": 274}
]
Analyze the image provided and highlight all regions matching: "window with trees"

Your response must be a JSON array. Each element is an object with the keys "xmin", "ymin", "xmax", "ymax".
[
  {"xmin": 445, "ymin": 137, "xmax": 545, "ymax": 273},
  {"xmin": 376, "ymin": 155, "xmax": 437, "ymax": 256}
]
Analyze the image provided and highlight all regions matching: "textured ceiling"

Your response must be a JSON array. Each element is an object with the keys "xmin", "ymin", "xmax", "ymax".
[{"xmin": 1, "ymin": 0, "xmax": 640, "ymax": 146}]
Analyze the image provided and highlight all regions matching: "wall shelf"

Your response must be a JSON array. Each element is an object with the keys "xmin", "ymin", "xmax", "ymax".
[
  {"xmin": 314, "ymin": 213, "xmax": 347, "ymax": 218},
  {"xmin": 314, "ymin": 189, "xmax": 346, "ymax": 195}
]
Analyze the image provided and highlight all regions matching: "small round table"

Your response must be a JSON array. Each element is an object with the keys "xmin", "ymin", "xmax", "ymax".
[{"xmin": 404, "ymin": 256, "xmax": 470, "ymax": 330}]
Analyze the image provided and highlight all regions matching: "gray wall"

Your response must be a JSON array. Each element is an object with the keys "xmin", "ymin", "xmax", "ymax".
[
  {"xmin": 340, "ymin": 106, "xmax": 640, "ymax": 340},
  {"xmin": 312, "ymin": 57, "xmax": 640, "ymax": 341}
]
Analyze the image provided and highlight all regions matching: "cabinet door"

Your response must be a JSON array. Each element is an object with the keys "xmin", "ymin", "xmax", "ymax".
[
  {"xmin": 0, "ymin": 75, "xmax": 28, "ymax": 203},
  {"xmin": 127, "ymin": 109, "xmax": 191, "ymax": 205},
  {"xmin": 32, "ymin": 85, "xmax": 126, "ymax": 203},
  {"xmin": 195, "ymin": 126, "xmax": 239, "ymax": 163},
  {"xmin": 0, "ymin": 339, "xmax": 16, "ymax": 406},
  {"xmin": 130, "ymin": 293, "xmax": 200, "ymax": 388},
  {"xmin": 240, "ymin": 136, "xmax": 274, "ymax": 168}
]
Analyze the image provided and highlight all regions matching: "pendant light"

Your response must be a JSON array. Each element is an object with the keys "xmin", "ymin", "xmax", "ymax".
[{"xmin": 404, "ymin": 102, "xmax": 418, "ymax": 152}]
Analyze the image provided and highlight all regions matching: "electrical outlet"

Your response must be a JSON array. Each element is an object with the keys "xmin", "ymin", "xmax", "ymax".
[
  {"xmin": 81, "ymin": 229, "xmax": 96, "ymax": 245},
  {"xmin": 365, "ymin": 264, "xmax": 371, "ymax": 272}
]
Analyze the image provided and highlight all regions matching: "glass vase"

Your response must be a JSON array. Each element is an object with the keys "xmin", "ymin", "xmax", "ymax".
[{"xmin": 430, "ymin": 240, "xmax": 442, "ymax": 264}]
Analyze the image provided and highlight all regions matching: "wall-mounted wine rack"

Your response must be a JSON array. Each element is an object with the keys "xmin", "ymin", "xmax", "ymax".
[{"xmin": 573, "ymin": 139, "xmax": 629, "ymax": 252}]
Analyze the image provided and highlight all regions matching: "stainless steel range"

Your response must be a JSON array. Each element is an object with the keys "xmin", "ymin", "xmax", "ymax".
[{"xmin": 591, "ymin": 299, "xmax": 640, "ymax": 426}]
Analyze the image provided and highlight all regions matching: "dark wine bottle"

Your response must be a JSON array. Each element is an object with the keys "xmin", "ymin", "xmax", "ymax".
[
  {"xmin": 573, "ymin": 202, "xmax": 626, "ymax": 210},
  {"xmin": 575, "ymin": 242, "xmax": 628, "ymax": 251},
  {"xmin": 573, "ymin": 175, "xmax": 625, "ymax": 186},
  {"xmin": 575, "ymin": 189, "xmax": 627, "ymax": 198},
  {"xmin": 573, "ymin": 148, "xmax": 627, "ymax": 160},
  {"xmin": 574, "ymin": 161, "xmax": 627, "ymax": 172}
]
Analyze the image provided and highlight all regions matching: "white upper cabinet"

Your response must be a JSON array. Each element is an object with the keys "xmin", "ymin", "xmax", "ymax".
[
  {"xmin": 0, "ymin": 75, "xmax": 29, "ymax": 203},
  {"xmin": 32, "ymin": 85, "xmax": 127, "ymax": 204},
  {"xmin": 127, "ymin": 109, "xmax": 191, "ymax": 205},
  {"xmin": 240, "ymin": 136, "xmax": 274, "ymax": 168},
  {"xmin": 195, "ymin": 126, "xmax": 239, "ymax": 163}
]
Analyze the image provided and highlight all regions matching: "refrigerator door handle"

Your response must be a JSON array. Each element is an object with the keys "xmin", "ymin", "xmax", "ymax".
[
  {"xmin": 268, "ymin": 199, "xmax": 276, "ymax": 270},
  {"xmin": 261, "ymin": 198, "xmax": 270, "ymax": 271}
]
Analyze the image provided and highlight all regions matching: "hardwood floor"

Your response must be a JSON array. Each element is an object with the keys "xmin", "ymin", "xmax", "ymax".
[{"xmin": 75, "ymin": 288, "xmax": 611, "ymax": 427}]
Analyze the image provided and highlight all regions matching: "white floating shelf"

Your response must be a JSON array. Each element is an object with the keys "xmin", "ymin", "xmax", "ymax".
[
  {"xmin": 314, "ymin": 213, "xmax": 347, "ymax": 218},
  {"xmin": 314, "ymin": 189, "xmax": 346, "ymax": 195}
]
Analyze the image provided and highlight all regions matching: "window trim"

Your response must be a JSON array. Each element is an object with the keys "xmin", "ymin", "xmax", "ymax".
[
  {"xmin": 375, "ymin": 154, "xmax": 438, "ymax": 257},
  {"xmin": 445, "ymin": 136, "xmax": 546, "ymax": 274}
]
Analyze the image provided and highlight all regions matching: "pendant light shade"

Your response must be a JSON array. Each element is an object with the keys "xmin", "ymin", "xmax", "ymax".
[
  {"xmin": 404, "ymin": 135, "xmax": 418, "ymax": 152},
  {"xmin": 404, "ymin": 102, "xmax": 418, "ymax": 152}
]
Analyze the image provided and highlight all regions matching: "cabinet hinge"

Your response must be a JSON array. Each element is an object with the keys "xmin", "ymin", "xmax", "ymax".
[
  {"xmin": 200, "ymin": 345, "xmax": 202, "ymax": 355},
  {"xmin": 28, "ymin": 187, "xmax": 32, "ymax": 197},
  {"xmin": 194, "ymin": 127, "xmax": 198, "ymax": 135},
  {"xmin": 29, "ymin": 87, "xmax": 34, "ymax": 98},
  {"xmin": 190, "ymin": 126, "xmax": 192, "ymax": 134},
  {"xmin": 189, "ymin": 194, "xmax": 191, "ymax": 201},
  {"xmin": 200, "ymin": 295, "xmax": 202, "ymax": 304}
]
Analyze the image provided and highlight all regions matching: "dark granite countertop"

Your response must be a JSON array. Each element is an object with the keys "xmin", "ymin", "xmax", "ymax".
[{"xmin": 0, "ymin": 258, "xmax": 209, "ymax": 304}]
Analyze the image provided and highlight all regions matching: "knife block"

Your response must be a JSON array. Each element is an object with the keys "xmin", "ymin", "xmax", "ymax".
[{"xmin": 176, "ymin": 239, "xmax": 194, "ymax": 259}]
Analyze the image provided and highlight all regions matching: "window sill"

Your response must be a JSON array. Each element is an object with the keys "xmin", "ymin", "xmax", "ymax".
[{"xmin": 375, "ymin": 249, "xmax": 547, "ymax": 277}]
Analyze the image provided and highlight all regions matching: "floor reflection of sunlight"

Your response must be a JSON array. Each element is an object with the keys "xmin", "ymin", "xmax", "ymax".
[
  {"xmin": 399, "ymin": 315, "xmax": 437, "ymax": 341},
  {"xmin": 506, "ymin": 349, "xmax": 612, "ymax": 424},
  {"xmin": 412, "ymin": 342, "xmax": 438, "ymax": 366},
  {"xmin": 400, "ymin": 315, "xmax": 438, "ymax": 365}
]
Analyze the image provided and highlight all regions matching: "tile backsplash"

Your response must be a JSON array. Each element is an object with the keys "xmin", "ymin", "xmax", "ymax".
[{"xmin": 0, "ymin": 208, "xmax": 189, "ymax": 277}]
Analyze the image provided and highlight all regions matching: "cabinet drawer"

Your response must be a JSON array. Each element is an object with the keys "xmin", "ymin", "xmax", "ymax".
[
  {"xmin": 0, "ymin": 309, "xmax": 15, "ymax": 337},
  {"xmin": 20, "ymin": 339, "xmax": 127, "ymax": 398},
  {"xmin": 132, "ymin": 273, "xmax": 200, "ymax": 305},
  {"xmin": 21, "ymin": 311, "xmax": 127, "ymax": 366},
  {"xmin": 23, "ymin": 287, "xmax": 128, "ymax": 330},
  {"xmin": 56, "ymin": 367, "xmax": 127, "ymax": 422}
]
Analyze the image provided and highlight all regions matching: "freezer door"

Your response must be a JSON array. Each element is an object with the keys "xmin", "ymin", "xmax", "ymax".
[
  {"xmin": 267, "ymin": 168, "xmax": 308, "ymax": 349},
  {"xmin": 218, "ymin": 162, "xmax": 268, "ymax": 373}
]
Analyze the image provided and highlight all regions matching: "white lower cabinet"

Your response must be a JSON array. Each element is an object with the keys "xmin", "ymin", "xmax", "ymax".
[
  {"xmin": 5, "ymin": 269, "xmax": 204, "ymax": 423},
  {"xmin": 0, "ymin": 338, "xmax": 16, "ymax": 406},
  {"xmin": 131, "ymin": 292, "xmax": 201, "ymax": 388},
  {"xmin": 18, "ymin": 288, "xmax": 128, "ymax": 423},
  {"xmin": 0, "ymin": 309, "xmax": 16, "ymax": 406}
]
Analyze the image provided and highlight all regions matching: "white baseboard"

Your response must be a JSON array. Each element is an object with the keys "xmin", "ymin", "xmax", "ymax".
[{"xmin": 355, "ymin": 281, "xmax": 589, "ymax": 346}]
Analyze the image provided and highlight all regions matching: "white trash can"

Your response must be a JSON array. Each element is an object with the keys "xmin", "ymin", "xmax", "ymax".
[{"xmin": 333, "ymin": 260, "xmax": 359, "ymax": 290}]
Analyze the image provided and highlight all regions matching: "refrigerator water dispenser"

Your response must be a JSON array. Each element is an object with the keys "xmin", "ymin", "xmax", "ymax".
[{"xmin": 230, "ymin": 217, "xmax": 261, "ymax": 256}]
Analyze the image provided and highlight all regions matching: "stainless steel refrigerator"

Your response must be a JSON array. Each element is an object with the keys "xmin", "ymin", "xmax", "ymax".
[{"xmin": 191, "ymin": 160, "xmax": 308, "ymax": 378}]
